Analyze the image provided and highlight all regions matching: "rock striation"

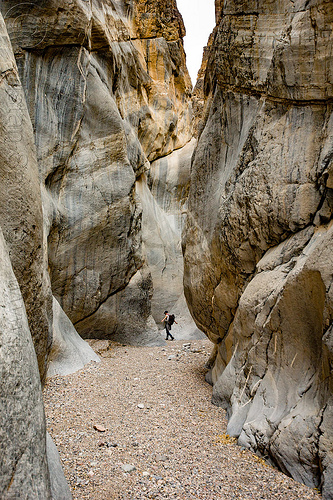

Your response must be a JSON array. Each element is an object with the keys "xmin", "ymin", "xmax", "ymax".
[
  {"xmin": 0, "ymin": 226, "xmax": 52, "ymax": 498},
  {"xmin": 183, "ymin": 1, "xmax": 333, "ymax": 497},
  {"xmin": 2, "ymin": 0, "xmax": 193, "ymax": 344}
]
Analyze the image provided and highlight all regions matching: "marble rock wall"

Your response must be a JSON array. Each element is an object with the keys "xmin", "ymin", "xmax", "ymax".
[
  {"xmin": 183, "ymin": 1, "xmax": 333, "ymax": 496},
  {"xmin": 2, "ymin": 0, "xmax": 193, "ymax": 343}
]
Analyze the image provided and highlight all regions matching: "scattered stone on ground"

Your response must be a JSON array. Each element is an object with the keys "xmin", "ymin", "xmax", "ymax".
[{"xmin": 44, "ymin": 340, "xmax": 322, "ymax": 500}]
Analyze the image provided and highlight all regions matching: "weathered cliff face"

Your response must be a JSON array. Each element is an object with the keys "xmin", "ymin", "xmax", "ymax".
[
  {"xmin": 3, "ymin": 0, "xmax": 192, "ymax": 344},
  {"xmin": 0, "ymin": 0, "xmax": 193, "ymax": 495},
  {"xmin": 0, "ymin": 10, "xmax": 52, "ymax": 381},
  {"xmin": 0, "ymin": 14, "xmax": 71, "ymax": 497},
  {"xmin": 183, "ymin": 1, "xmax": 333, "ymax": 496}
]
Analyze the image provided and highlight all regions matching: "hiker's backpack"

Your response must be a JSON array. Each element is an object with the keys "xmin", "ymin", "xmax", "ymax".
[{"xmin": 168, "ymin": 314, "xmax": 175, "ymax": 325}]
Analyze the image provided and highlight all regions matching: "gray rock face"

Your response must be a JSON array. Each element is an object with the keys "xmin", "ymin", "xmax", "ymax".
[
  {"xmin": 46, "ymin": 433, "xmax": 72, "ymax": 500},
  {"xmin": 47, "ymin": 298, "xmax": 100, "ymax": 377},
  {"xmin": 183, "ymin": 1, "xmax": 333, "ymax": 495},
  {"xmin": 0, "ymin": 13, "xmax": 70, "ymax": 496},
  {"xmin": 3, "ymin": 0, "xmax": 193, "ymax": 343},
  {"xmin": 0, "ymin": 227, "xmax": 51, "ymax": 499},
  {"xmin": 0, "ymin": 12, "xmax": 52, "ymax": 381}
]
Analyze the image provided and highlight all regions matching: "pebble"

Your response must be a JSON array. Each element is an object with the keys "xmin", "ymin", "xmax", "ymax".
[
  {"xmin": 121, "ymin": 464, "xmax": 136, "ymax": 473},
  {"xmin": 93, "ymin": 424, "xmax": 106, "ymax": 432},
  {"xmin": 137, "ymin": 403, "xmax": 145, "ymax": 409}
]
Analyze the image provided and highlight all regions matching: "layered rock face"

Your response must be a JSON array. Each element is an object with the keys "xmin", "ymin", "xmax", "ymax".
[
  {"xmin": 3, "ymin": 0, "xmax": 193, "ymax": 344},
  {"xmin": 183, "ymin": 1, "xmax": 333, "ymax": 496}
]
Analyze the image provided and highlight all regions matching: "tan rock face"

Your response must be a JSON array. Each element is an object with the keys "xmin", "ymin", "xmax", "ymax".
[
  {"xmin": 3, "ymin": 0, "xmax": 192, "ymax": 342},
  {"xmin": 183, "ymin": 0, "xmax": 333, "ymax": 495}
]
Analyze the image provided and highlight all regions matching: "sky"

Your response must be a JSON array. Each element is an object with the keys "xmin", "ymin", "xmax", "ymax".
[{"xmin": 176, "ymin": 0, "xmax": 216, "ymax": 85}]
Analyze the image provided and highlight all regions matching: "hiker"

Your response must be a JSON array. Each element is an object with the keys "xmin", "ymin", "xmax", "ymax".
[{"xmin": 161, "ymin": 310, "xmax": 177, "ymax": 341}]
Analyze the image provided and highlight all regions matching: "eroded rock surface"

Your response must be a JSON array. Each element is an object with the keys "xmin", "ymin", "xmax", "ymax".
[
  {"xmin": 183, "ymin": 1, "xmax": 333, "ymax": 496},
  {"xmin": 0, "ymin": 225, "xmax": 51, "ymax": 498},
  {"xmin": 47, "ymin": 298, "xmax": 100, "ymax": 377},
  {"xmin": 2, "ymin": 0, "xmax": 193, "ymax": 343},
  {"xmin": 0, "ymin": 13, "xmax": 72, "ymax": 495},
  {"xmin": 0, "ymin": 11, "xmax": 52, "ymax": 381}
]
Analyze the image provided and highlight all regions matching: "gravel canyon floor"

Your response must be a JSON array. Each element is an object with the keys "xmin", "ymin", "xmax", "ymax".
[{"xmin": 44, "ymin": 339, "xmax": 322, "ymax": 500}]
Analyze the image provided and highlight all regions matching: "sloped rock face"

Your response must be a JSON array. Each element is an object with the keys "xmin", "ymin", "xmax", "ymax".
[
  {"xmin": 47, "ymin": 298, "xmax": 100, "ymax": 377},
  {"xmin": 3, "ymin": 0, "xmax": 192, "ymax": 342},
  {"xmin": 183, "ymin": 1, "xmax": 333, "ymax": 496}
]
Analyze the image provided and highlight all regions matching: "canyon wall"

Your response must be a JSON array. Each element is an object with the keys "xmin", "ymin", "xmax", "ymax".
[
  {"xmin": 3, "ymin": 0, "xmax": 193, "ymax": 346},
  {"xmin": 0, "ymin": 14, "xmax": 71, "ymax": 497},
  {"xmin": 0, "ymin": 0, "xmax": 195, "ymax": 494},
  {"xmin": 183, "ymin": 1, "xmax": 333, "ymax": 496}
]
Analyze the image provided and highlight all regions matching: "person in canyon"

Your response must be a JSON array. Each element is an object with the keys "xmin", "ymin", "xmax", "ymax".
[{"xmin": 161, "ymin": 310, "xmax": 177, "ymax": 340}]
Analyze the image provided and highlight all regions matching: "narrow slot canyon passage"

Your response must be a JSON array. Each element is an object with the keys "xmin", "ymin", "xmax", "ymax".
[
  {"xmin": 44, "ymin": 339, "xmax": 321, "ymax": 500},
  {"xmin": 0, "ymin": 0, "xmax": 332, "ymax": 498}
]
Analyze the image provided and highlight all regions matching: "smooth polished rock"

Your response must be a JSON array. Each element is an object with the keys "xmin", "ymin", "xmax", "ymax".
[
  {"xmin": 0, "ymin": 228, "xmax": 51, "ymax": 499},
  {"xmin": 46, "ymin": 433, "xmax": 72, "ymax": 500},
  {"xmin": 47, "ymin": 298, "xmax": 101, "ymax": 378}
]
